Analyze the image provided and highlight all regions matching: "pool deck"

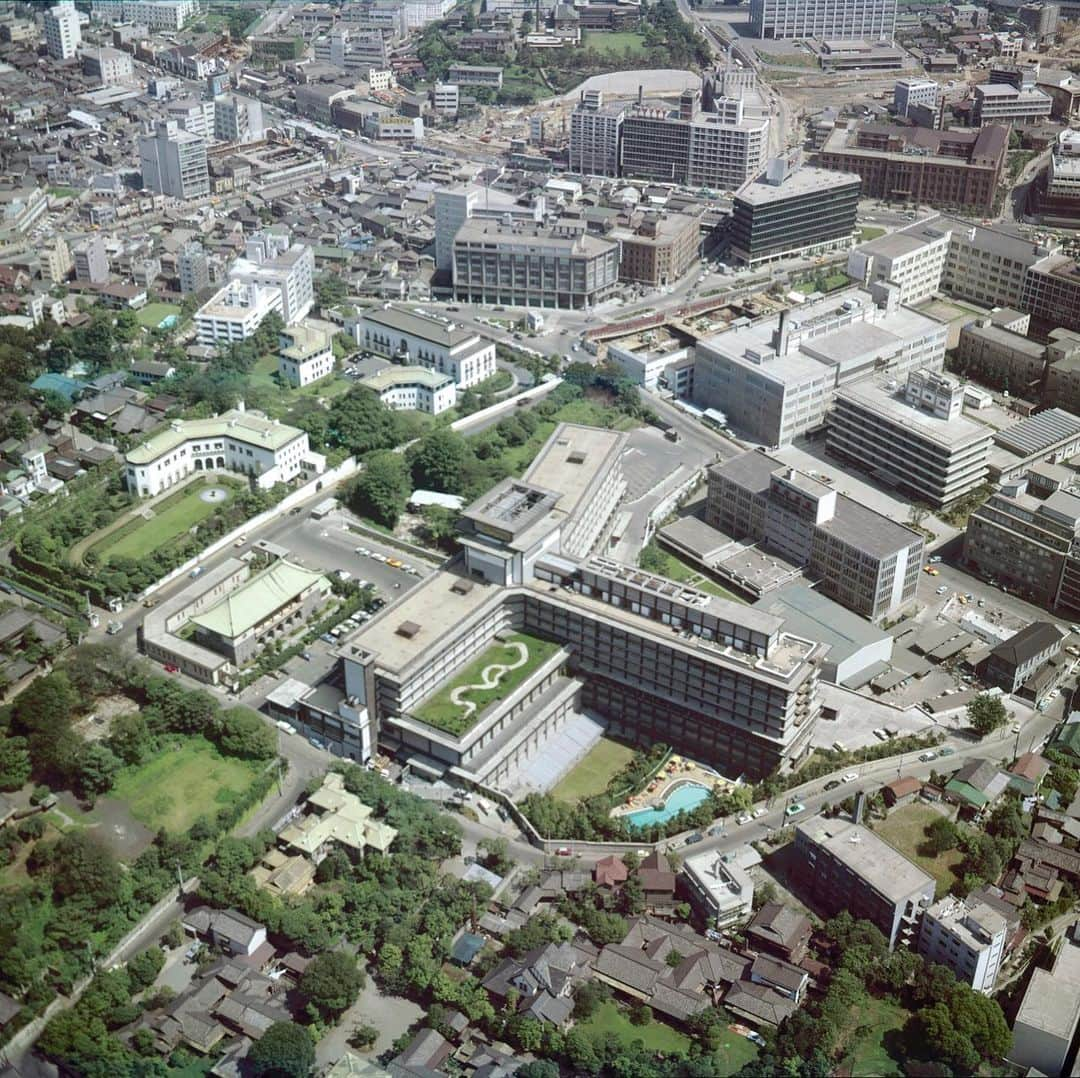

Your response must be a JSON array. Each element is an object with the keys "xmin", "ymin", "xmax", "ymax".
[{"xmin": 610, "ymin": 757, "xmax": 729, "ymax": 821}]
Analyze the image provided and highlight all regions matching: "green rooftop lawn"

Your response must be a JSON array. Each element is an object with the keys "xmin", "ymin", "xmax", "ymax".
[
  {"xmin": 91, "ymin": 478, "xmax": 239, "ymax": 564},
  {"xmin": 859, "ymin": 226, "xmax": 886, "ymax": 242},
  {"xmin": 108, "ymin": 736, "xmax": 263, "ymax": 835},
  {"xmin": 639, "ymin": 541, "xmax": 747, "ymax": 604},
  {"xmin": 136, "ymin": 302, "xmax": 181, "ymax": 329},
  {"xmin": 551, "ymin": 737, "xmax": 637, "ymax": 803},
  {"xmin": 411, "ymin": 632, "xmax": 561, "ymax": 736},
  {"xmin": 581, "ymin": 30, "xmax": 649, "ymax": 55},
  {"xmin": 872, "ymin": 802, "xmax": 964, "ymax": 895}
]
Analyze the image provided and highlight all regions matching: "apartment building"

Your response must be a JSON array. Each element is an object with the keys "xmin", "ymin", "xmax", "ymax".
[
  {"xmin": 178, "ymin": 242, "xmax": 210, "ymax": 295},
  {"xmin": 1010, "ymin": 923, "xmax": 1080, "ymax": 1076},
  {"xmin": 973, "ymin": 83, "xmax": 1053, "ymax": 125},
  {"xmin": 983, "ymin": 621, "xmax": 1064, "ymax": 696},
  {"xmin": 749, "ymin": 0, "xmax": 897, "ymax": 39},
  {"xmin": 278, "ymin": 324, "xmax": 334, "ymax": 388},
  {"xmin": 917, "ymin": 897, "xmax": 1007, "ymax": 993},
  {"xmin": 730, "ymin": 159, "xmax": 860, "ymax": 267},
  {"xmin": 195, "ymin": 280, "xmax": 281, "ymax": 345},
  {"xmin": 818, "ymin": 123, "xmax": 1007, "ymax": 215},
  {"xmin": 451, "ymin": 220, "xmax": 620, "ymax": 310},
  {"xmin": 569, "ymin": 91, "xmax": 624, "ymax": 177},
  {"xmin": 446, "ymin": 64, "xmax": 504, "ymax": 88},
  {"xmin": 361, "ymin": 366, "xmax": 457, "ymax": 415},
  {"xmin": 621, "ymin": 89, "xmax": 769, "ymax": 193},
  {"xmin": 138, "ymin": 120, "xmax": 209, "ymax": 200},
  {"xmin": 826, "ymin": 370, "xmax": 994, "ymax": 508},
  {"xmin": 432, "ymin": 83, "xmax": 459, "ymax": 117},
  {"xmin": 124, "ymin": 407, "xmax": 322, "ymax": 497},
  {"xmin": 223, "ymin": 229, "xmax": 314, "ymax": 326},
  {"xmin": 794, "ymin": 818, "xmax": 935, "ymax": 949},
  {"xmin": 214, "ymin": 94, "xmax": 264, "ymax": 144},
  {"xmin": 44, "ymin": 4, "xmax": 80, "ymax": 60},
  {"xmin": 355, "ymin": 305, "xmax": 496, "ymax": 387},
  {"xmin": 81, "ymin": 46, "xmax": 132, "ymax": 84},
  {"xmin": 847, "ymin": 220, "xmax": 950, "ymax": 305},
  {"xmin": 613, "ymin": 213, "xmax": 700, "ymax": 287},
  {"xmin": 336, "ymin": 425, "xmax": 825, "ymax": 781},
  {"xmin": 165, "ymin": 97, "xmax": 215, "ymax": 140},
  {"xmin": 706, "ymin": 449, "xmax": 924, "ymax": 621},
  {"xmin": 39, "ymin": 237, "xmax": 73, "ymax": 285},
  {"xmin": 894, "ymin": 78, "xmax": 938, "ymax": 117},
  {"xmin": 693, "ymin": 286, "xmax": 947, "ymax": 447},
  {"xmin": 73, "ymin": 236, "xmax": 109, "ymax": 285},
  {"xmin": 964, "ymin": 483, "xmax": 1080, "ymax": 612},
  {"xmin": 682, "ymin": 850, "xmax": 755, "ymax": 929}
]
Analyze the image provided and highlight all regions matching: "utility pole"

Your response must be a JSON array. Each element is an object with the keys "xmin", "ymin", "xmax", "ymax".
[{"xmin": 176, "ymin": 860, "xmax": 184, "ymax": 900}]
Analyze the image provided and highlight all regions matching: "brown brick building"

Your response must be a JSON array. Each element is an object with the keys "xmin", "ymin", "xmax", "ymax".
[
  {"xmin": 612, "ymin": 212, "xmax": 700, "ymax": 287},
  {"xmin": 818, "ymin": 122, "xmax": 1007, "ymax": 215}
]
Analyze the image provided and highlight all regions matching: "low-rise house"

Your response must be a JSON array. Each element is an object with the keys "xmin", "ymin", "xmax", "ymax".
[
  {"xmin": 594, "ymin": 854, "xmax": 628, "ymax": 889},
  {"xmin": 182, "ymin": 908, "xmax": 267, "ymax": 958},
  {"xmin": 482, "ymin": 941, "xmax": 581, "ymax": 1025},
  {"xmin": 944, "ymin": 758, "xmax": 1011, "ymax": 813},
  {"xmin": 1008, "ymin": 752, "xmax": 1051, "ymax": 796},
  {"xmin": 749, "ymin": 954, "xmax": 809, "ymax": 1002},
  {"xmin": 636, "ymin": 850, "xmax": 677, "ymax": 915},
  {"xmin": 745, "ymin": 903, "xmax": 812, "ymax": 964},
  {"xmin": 883, "ymin": 775, "xmax": 923, "ymax": 807},
  {"xmin": 391, "ymin": 1028, "xmax": 454, "ymax": 1074}
]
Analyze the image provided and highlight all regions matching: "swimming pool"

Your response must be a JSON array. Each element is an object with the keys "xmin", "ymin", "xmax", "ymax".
[
  {"xmin": 158, "ymin": 314, "xmax": 178, "ymax": 330},
  {"xmin": 624, "ymin": 782, "xmax": 710, "ymax": 829}
]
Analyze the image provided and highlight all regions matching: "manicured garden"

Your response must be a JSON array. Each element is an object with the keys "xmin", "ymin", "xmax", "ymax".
[
  {"xmin": 872, "ymin": 803, "xmax": 964, "ymax": 894},
  {"xmin": 411, "ymin": 632, "xmax": 561, "ymax": 736},
  {"xmin": 108, "ymin": 735, "xmax": 265, "ymax": 834},
  {"xmin": 638, "ymin": 541, "xmax": 747, "ymax": 603},
  {"xmin": 89, "ymin": 478, "xmax": 240, "ymax": 564},
  {"xmin": 551, "ymin": 737, "xmax": 637, "ymax": 803},
  {"xmin": 576, "ymin": 1001, "xmax": 692, "ymax": 1055}
]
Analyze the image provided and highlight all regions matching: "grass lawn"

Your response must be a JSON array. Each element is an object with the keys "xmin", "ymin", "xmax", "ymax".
[
  {"xmin": 872, "ymin": 803, "xmax": 964, "ymax": 895},
  {"xmin": 47, "ymin": 185, "xmax": 79, "ymax": 198},
  {"xmin": 412, "ymin": 632, "xmax": 561, "ymax": 736},
  {"xmin": 841, "ymin": 996, "xmax": 909, "ymax": 1077},
  {"xmin": 859, "ymin": 226, "xmax": 886, "ymax": 241},
  {"xmin": 582, "ymin": 30, "xmax": 648, "ymax": 55},
  {"xmin": 91, "ymin": 479, "xmax": 239, "ymax": 563},
  {"xmin": 249, "ymin": 353, "xmax": 353, "ymax": 412},
  {"xmin": 136, "ymin": 302, "xmax": 181, "ymax": 329},
  {"xmin": 639, "ymin": 541, "xmax": 747, "ymax": 603},
  {"xmin": 578, "ymin": 1001, "xmax": 692, "ymax": 1055},
  {"xmin": 109, "ymin": 736, "xmax": 263, "ymax": 835},
  {"xmin": 551, "ymin": 736, "xmax": 636, "ymax": 803}
]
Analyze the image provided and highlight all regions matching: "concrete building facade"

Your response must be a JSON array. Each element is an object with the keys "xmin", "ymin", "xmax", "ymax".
[
  {"xmin": 44, "ymin": 3, "xmax": 80, "ymax": 59},
  {"xmin": 749, "ymin": 0, "xmax": 897, "ymax": 39},
  {"xmin": 278, "ymin": 324, "xmax": 334, "ymax": 388},
  {"xmin": 917, "ymin": 897, "xmax": 1007, "ymax": 993},
  {"xmin": 138, "ymin": 120, "xmax": 209, "ymax": 200}
]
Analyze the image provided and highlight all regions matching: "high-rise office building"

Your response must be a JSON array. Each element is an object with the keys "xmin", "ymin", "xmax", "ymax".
[
  {"xmin": 214, "ymin": 94, "xmax": 265, "ymax": 144},
  {"xmin": 44, "ymin": 3, "xmax": 81, "ymax": 59},
  {"xmin": 750, "ymin": 0, "xmax": 897, "ymax": 40},
  {"xmin": 569, "ymin": 90, "xmax": 624, "ymax": 177},
  {"xmin": 139, "ymin": 120, "xmax": 209, "ymax": 200}
]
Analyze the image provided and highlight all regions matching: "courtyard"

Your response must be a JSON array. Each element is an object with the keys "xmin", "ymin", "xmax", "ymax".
[
  {"xmin": 550, "ymin": 736, "xmax": 637, "ymax": 803},
  {"xmin": 86, "ymin": 477, "xmax": 241, "ymax": 565},
  {"xmin": 411, "ymin": 632, "xmax": 561, "ymax": 736}
]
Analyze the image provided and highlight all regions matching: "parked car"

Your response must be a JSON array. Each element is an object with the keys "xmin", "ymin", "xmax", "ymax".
[
  {"xmin": 685, "ymin": 832, "xmax": 704, "ymax": 845},
  {"xmin": 752, "ymin": 806, "xmax": 767, "ymax": 818},
  {"xmin": 785, "ymin": 802, "xmax": 806, "ymax": 818},
  {"xmin": 919, "ymin": 751, "xmax": 937, "ymax": 762},
  {"xmin": 936, "ymin": 585, "xmax": 948, "ymax": 595},
  {"xmin": 736, "ymin": 813, "xmax": 752, "ymax": 825},
  {"xmin": 938, "ymin": 747, "xmax": 955, "ymax": 757},
  {"xmin": 824, "ymin": 779, "xmax": 841, "ymax": 791},
  {"xmin": 841, "ymin": 771, "xmax": 858, "ymax": 783}
]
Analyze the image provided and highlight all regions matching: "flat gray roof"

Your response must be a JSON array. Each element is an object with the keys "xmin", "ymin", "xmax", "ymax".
[
  {"xmin": 735, "ymin": 165, "xmax": 860, "ymax": 206},
  {"xmin": 961, "ymin": 320, "xmax": 1045, "ymax": 359},
  {"xmin": 1015, "ymin": 936, "xmax": 1080, "ymax": 1039},
  {"xmin": 799, "ymin": 817, "xmax": 935, "ymax": 903}
]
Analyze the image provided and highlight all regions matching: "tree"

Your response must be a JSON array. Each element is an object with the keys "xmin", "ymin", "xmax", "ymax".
[
  {"xmin": 328, "ymin": 388, "xmax": 400, "ymax": 455},
  {"xmin": 300, "ymin": 951, "xmax": 365, "ymax": 1017},
  {"xmin": 127, "ymin": 947, "xmax": 165, "ymax": 992},
  {"xmin": 478, "ymin": 837, "xmax": 511, "ymax": 875},
  {"xmin": 922, "ymin": 816, "xmax": 962, "ymax": 856},
  {"xmin": 0, "ymin": 736, "xmax": 31, "ymax": 790},
  {"xmin": 107, "ymin": 713, "xmax": 152, "ymax": 765},
  {"xmin": 247, "ymin": 1021, "xmax": 315, "ymax": 1078},
  {"xmin": 967, "ymin": 694, "xmax": 1008, "ymax": 736},
  {"xmin": 409, "ymin": 428, "xmax": 470, "ymax": 494},
  {"xmin": 349, "ymin": 451, "xmax": 411, "ymax": 527},
  {"xmin": 572, "ymin": 979, "xmax": 611, "ymax": 1020},
  {"xmin": 419, "ymin": 505, "xmax": 460, "ymax": 550},
  {"xmin": 12, "ymin": 671, "xmax": 77, "ymax": 735},
  {"xmin": 75, "ymin": 742, "xmax": 122, "ymax": 800},
  {"xmin": 50, "ymin": 831, "xmax": 122, "ymax": 908},
  {"xmin": 215, "ymin": 707, "xmax": 276, "ymax": 759}
]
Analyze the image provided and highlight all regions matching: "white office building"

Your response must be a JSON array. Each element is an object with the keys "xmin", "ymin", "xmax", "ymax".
[
  {"xmin": 432, "ymin": 83, "xmax": 460, "ymax": 117},
  {"xmin": 847, "ymin": 219, "xmax": 951, "ymax": 305},
  {"xmin": 682, "ymin": 849, "xmax": 755, "ymax": 928},
  {"xmin": 230, "ymin": 229, "xmax": 315, "ymax": 325},
  {"xmin": 195, "ymin": 279, "xmax": 281, "ymax": 346},
  {"xmin": 569, "ymin": 91, "xmax": 625, "ymax": 177},
  {"xmin": 278, "ymin": 324, "xmax": 334, "ymax": 388},
  {"xmin": 894, "ymin": 78, "xmax": 938, "ymax": 117},
  {"xmin": 432, "ymin": 184, "xmax": 536, "ymax": 274},
  {"xmin": 138, "ymin": 120, "xmax": 209, "ymax": 200},
  {"xmin": 165, "ymin": 97, "xmax": 215, "ymax": 140},
  {"xmin": 749, "ymin": 0, "xmax": 897, "ymax": 40},
  {"xmin": 361, "ymin": 366, "xmax": 457, "ymax": 415},
  {"xmin": 213, "ymin": 94, "xmax": 264, "ymax": 144},
  {"xmin": 973, "ymin": 83, "xmax": 1053, "ymax": 125},
  {"xmin": 917, "ymin": 896, "xmax": 1007, "ymax": 994},
  {"xmin": 1011, "ymin": 924, "xmax": 1080, "ymax": 1075},
  {"xmin": 124, "ymin": 406, "xmax": 322, "ymax": 498},
  {"xmin": 90, "ymin": 0, "xmax": 201, "ymax": 30},
  {"xmin": 81, "ymin": 46, "xmax": 133, "ymax": 84},
  {"xmin": 44, "ymin": 4, "xmax": 81, "ymax": 60},
  {"xmin": 354, "ymin": 304, "xmax": 497, "ymax": 387}
]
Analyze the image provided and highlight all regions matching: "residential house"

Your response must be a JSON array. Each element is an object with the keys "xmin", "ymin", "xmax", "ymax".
[
  {"xmin": 944, "ymin": 758, "xmax": 1011, "ymax": 813},
  {"xmin": 594, "ymin": 854, "xmax": 628, "ymax": 889},
  {"xmin": 390, "ymin": 1029, "xmax": 454, "ymax": 1074},
  {"xmin": 482, "ymin": 941, "xmax": 581, "ymax": 1025},
  {"xmin": 883, "ymin": 775, "xmax": 923, "ymax": 807},
  {"xmin": 182, "ymin": 908, "xmax": 267, "ymax": 958},
  {"xmin": 749, "ymin": 954, "xmax": 809, "ymax": 1002},
  {"xmin": 1008, "ymin": 752, "xmax": 1051, "ymax": 796},
  {"xmin": 745, "ymin": 903, "xmax": 812, "ymax": 964},
  {"xmin": 636, "ymin": 850, "xmax": 678, "ymax": 914}
]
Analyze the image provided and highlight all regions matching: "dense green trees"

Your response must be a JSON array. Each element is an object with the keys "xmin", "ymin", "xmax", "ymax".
[
  {"xmin": 300, "ymin": 951, "xmax": 365, "ymax": 1018},
  {"xmin": 248, "ymin": 1021, "xmax": 315, "ymax": 1077},
  {"xmin": 348, "ymin": 451, "xmax": 411, "ymax": 526},
  {"xmin": 408, "ymin": 428, "xmax": 470, "ymax": 494},
  {"xmin": 967, "ymin": 693, "xmax": 1008, "ymax": 736}
]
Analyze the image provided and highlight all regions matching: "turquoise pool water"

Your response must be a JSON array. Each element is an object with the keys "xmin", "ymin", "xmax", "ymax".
[
  {"xmin": 625, "ymin": 782, "xmax": 709, "ymax": 829},
  {"xmin": 158, "ymin": 314, "xmax": 178, "ymax": 330}
]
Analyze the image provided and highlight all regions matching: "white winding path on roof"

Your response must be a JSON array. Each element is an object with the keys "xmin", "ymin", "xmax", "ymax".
[{"xmin": 450, "ymin": 641, "xmax": 530, "ymax": 720}]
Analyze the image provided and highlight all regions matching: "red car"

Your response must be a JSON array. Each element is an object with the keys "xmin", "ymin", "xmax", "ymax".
[{"xmin": 164, "ymin": 664, "xmax": 179, "ymax": 673}]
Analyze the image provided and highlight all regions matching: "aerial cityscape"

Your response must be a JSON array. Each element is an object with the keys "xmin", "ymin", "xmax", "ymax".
[{"xmin": 5, "ymin": 0, "xmax": 1080, "ymax": 1075}]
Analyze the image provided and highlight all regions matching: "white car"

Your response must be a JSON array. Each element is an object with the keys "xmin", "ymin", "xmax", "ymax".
[
  {"xmin": 736, "ymin": 813, "xmax": 752, "ymax": 825},
  {"xmin": 752, "ymin": 807, "xmax": 767, "ymax": 818},
  {"xmin": 936, "ymin": 585, "xmax": 948, "ymax": 595},
  {"xmin": 841, "ymin": 772, "xmax": 858, "ymax": 783}
]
